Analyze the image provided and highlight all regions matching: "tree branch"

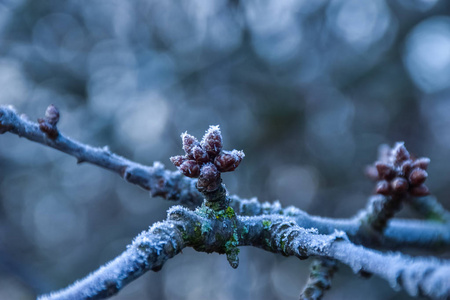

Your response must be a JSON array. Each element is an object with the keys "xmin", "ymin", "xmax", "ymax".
[
  {"xmin": 245, "ymin": 216, "xmax": 450, "ymax": 299},
  {"xmin": 0, "ymin": 105, "xmax": 201, "ymax": 207},
  {"xmin": 38, "ymin": 218, "xmax": 187, "ymax": 300},
  {"xmin": 1, "ymin": 105, "xmax": 449, "ymax": 251},
  {"xmin": 300, "ymin": 258, "xmax": 337, "ymax": 300},
  {"xmin": 39, "ymin": 207, "xmax": 450, "ymax": 300}
]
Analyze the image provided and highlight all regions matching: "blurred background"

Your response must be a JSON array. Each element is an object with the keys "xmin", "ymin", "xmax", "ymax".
[{"xmin": 0, "ymin": 0, "xmax": 449, "ymax": 299}]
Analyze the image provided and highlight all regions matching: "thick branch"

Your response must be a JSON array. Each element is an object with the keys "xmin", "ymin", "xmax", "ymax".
[
  {"xmin": 38, "ymin": 219, "xmax": 187, "ymax": 300},
  {"xmin": 243, "ymin": 216, "xmax": 450, "ymax": 299},
  {"xmin": 38, "ymin": 206, "xmax": 450, "ymax": 300}
]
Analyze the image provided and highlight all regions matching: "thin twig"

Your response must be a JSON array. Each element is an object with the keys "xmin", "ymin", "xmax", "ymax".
[
  {"xmin": 299, "ymin": 258, "xmax": 337, "ymax": 300},
  {"xmin": 408, "ymin": 196, "xmax": 450, "ymax": 223}
]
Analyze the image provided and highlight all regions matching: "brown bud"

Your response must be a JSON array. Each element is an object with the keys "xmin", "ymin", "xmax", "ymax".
[
  {"xmin": 412, "ymin": 157, "xmax": 430, "ymax": 170},
  {"xmin": 401, "ymin": 160, "xmax": 412, "ymax": 176},
  {"xmin": 375, "ymin": 180, "xmax": 390, "ymax": 195},
  {"xmin": 408, "ymin": 168, "xmax": 428, "ymax": 186},
  {"xmin": 192, "ymin": 145, "xmax": 209, "ymax": 163},
  {"xmin": 45, "ymin": 104, "xmax": 60, "ymax": 126},
  {"xmin": 391, "ymin": 177, "xmax": 409, "ymax": 193},
  {"xmin": 392, "ymin": 142, "xmax": 410, "ymax": 164},
  {"xmin": 170, "ymin": 155, "xmax": 186, "ymax": 167},
  {"xmin": 181, "ymin": 132, "xmax": 198, "ymax": 158},
  {"xmin": 178, "ymin": 160, "xmax": 200, "ymax": 178},
  {"xmin": 38, "ymin": 119, "xmax": 58, "ymax": 139},
  {"xmin": 201, "ymin": 125, "xmax": 223, "ymax": 157},
  {"xmin": 197, "ymin": 163, "xmax": 220, "ymax": 192},
  {"xmin": 410, "ymin": 184, "xmax": 430, "ymax": 196},
  {"xmin": 214, "ymin": 150, "xmax": 245, "ymax": 172},
  {"xmin": 375, "ymin": 162, "xmax": 394, "ymax": 180}
]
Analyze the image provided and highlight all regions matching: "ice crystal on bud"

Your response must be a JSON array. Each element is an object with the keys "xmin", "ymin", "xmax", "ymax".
[
  {"xmin": 179, "ymin": 160, "xmax": 200, "ymax": 178},
  {"xmin": 170, "ymin": 155, "xmax": 186, "ymax": 167},
  {"xmin": 45, "ymin": 104, "xmax": 60, "ymax": 126},
  {"xmin": 201, "ymin": 125, "xmax": 223, "ymax": 157},
  {"xmin": 171, "ymin": 126, "xmax": 244, "ymax": 192},
  {"xmin": 392, "ymin": 142, "xmax": 410, "ymax": 165},
  {"xmin": 214, "ymin": 150, "xmax": 245, "ymax": 172},
  {"xmin": 197, "ymin": 163, "xmax": 220, "ymax": 192},
  {"xmin": 38, "ymin": 104, "xmax": 60, "ymax": 140},
  {"xmin": 192, "ymin": 145, "xmax": 209, "ymax": 163},
  {"xmin": 181, "ymin": 132, "xmax": 198, "ymax": 158},
  {"xmin": 367, "ymin": 142, "xmax": 430, "ymax": 197}
]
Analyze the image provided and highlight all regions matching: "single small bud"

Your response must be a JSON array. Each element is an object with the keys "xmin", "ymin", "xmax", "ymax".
[
  {"xmin": 375, "ymin": 180, "xmax": 390, "ymax": 195},
  {"xmin": 181, "ymin": 132, "xmax": 198, "ymax": 159},
  {"xmin": 391, "ymin": 177, "xmax": 409, "ymax": 193},
  {"xmin": 392, "ymin": 142, "xmax": 410, "ymax": 165},
  {"xmin": 179, "ymin": 160, "xmax": 200, "ymax": 178},
  {"xmin": 214, "ymin": 150, "xmax": 245, "ymax": 172},
  {"xmin": 201, "ymin": 125, "xmax": 223, "ymax": 157},
  {"xmin": 197, "ymin": 163, "xmax": 220, "ymax": 192},
  {"xmin": 408, "ymin": 168, "xmax": 428, "ymax": 186},
  {"xmin": 401, "ymin": 160, "xmax": 412, "ymax": 176},
  {"xmin": 45, "ymin": 104, "xmax": 60, "ymax": 126},
  {"xmin": 192, "ymin": 145, "xmax": 209, "ymax": 163},
  {"xmin": 170, "ymin": 155, "xmax": 186, "ymax": 167},
  {"xmin": 375, "ymin": 162, "xmax": 394, "ymax": 180},
  {"xmin": 410, "ymin": 184, "xmax": 430, "ymax": 196},
  {"xmin": 412, "ymin": 158, "xmax": 430, "ymax": 170}
]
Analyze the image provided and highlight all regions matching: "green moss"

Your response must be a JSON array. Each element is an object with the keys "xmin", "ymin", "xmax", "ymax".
[
  {"xmin": 263, "ymin": 220, "xmax": 272, "ymax": 230},
  {"xmin": 201, "ymin": 222, "xmax": 212, "ymax": 235},
  {"xmin": 240, "ymin": 225, "xmax": 249, "ymax": 239}
]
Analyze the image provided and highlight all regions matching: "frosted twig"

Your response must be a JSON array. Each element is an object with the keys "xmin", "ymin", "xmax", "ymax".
[
  {"xmin": 39, "ymin": 218, "xmax": 186, "ymax": 300},
  {"xmin": 248, "ymin": 217, "xmax": 450, "ymax": 299},
  {"xmin": 299, "ymin": 258, "xmax": 337, "ymax": 300},
  {"xmin": 0, "ymin": 105, "xmax": 201, "ymax": 207},
  {"xmin": 408, "ymin": 196, "xmax": 450, "ymax": 223}
]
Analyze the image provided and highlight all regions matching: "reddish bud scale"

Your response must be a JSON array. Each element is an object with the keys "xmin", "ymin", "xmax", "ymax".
[
  {"xmin": 214, "ymin": 150, "xmax": 244, "ymax": 172},
  {"xmin": 391, "ymin": 177, "xmax": 409, "ymax": 193},
  {"xmin": 192, "ymin": 145, "xmax": 209, "ymax": 163},
  {"xmin": 38, "ymin": 119, "xmax": 58, "ymax": 139},
  {"xmin": 410, "ymin": 184, "xmax": 430, "ymax": 196},
  {"xmin": 179, "ymin": 160, "xmax": 200, "ymax": 178},
  {"xmin": 400, "ymin": 160, "xmax": 412, "ymax": 176},
  {"xmin": 412, "ymin": 158, "xmax": 430, "ymax": 170},
  {"xmin": 170, "ymin": 155, "xmax": 186, "ymax": 167},
  {"xmin": 201, "ymin": 125, "xmax": 223, "ymax": 157},
  {"xmin": 197, "ymin": 163, "xmax": 221, "ymax": 192},
  {"xmin": 376, "ymin": 180, "xmax": 390, "ymax": 195},
  {"xmin": 409, "ymin": 168, "xmax": 428, "ymax": 186},
  {"xmin": 375, "ymin": 162, "xmax": 395, "ymax": 180},
  {"xmin": 392, "ymin": 143, "xmax": 410, "ymax": 165},
  {"xmin": 182, "ymin": 133, "xmax": 198, "ymax": 158}
]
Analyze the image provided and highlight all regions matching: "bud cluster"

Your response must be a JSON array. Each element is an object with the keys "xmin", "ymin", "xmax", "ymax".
[
  {"xmin": 366, "ymin": 142, "xmax": 430, "ymax": 197},
  {"xmin": 170, "ymin": 125, "xmax": 245, "ymax": 193}
]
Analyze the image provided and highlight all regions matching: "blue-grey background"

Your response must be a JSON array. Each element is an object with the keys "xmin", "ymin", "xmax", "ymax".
[{"xmin": 0, "ymin": 0, "xmax": 449, "ymax": 299}]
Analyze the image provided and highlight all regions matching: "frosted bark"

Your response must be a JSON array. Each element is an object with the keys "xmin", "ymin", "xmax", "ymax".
[
  {"xmin": 0, "ymin": 105, "xmax": 449, "ymax": 250},
  {"xmin": 38, "ymin": 208, "xmax": 450, "ymax": 300}
]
